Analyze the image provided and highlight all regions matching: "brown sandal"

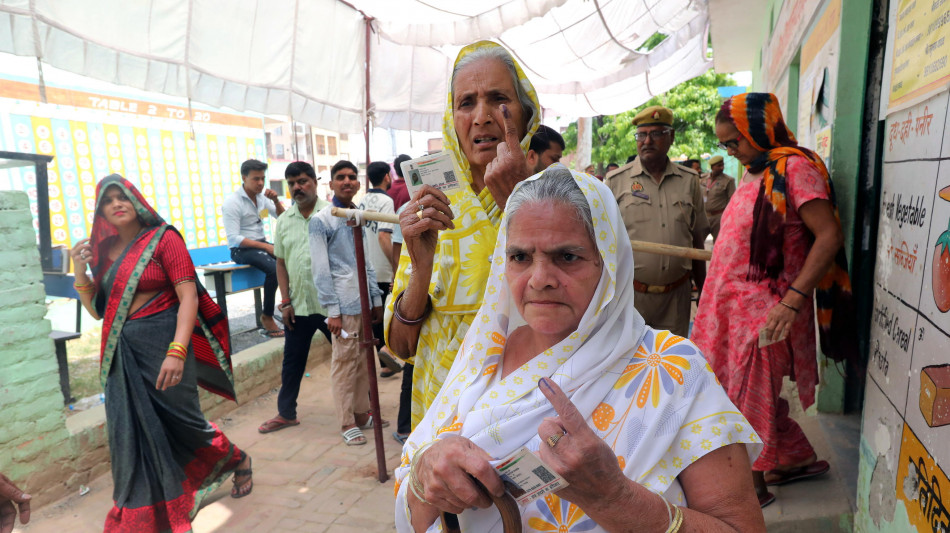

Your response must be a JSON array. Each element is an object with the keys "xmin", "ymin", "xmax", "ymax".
[
  {"xmin": 231, "ymin": 456, "xmax": 253, "ymax": 498},
  {"xmin": 258, "ymin": 416, "xmax": 300, "ymax": 434},
  {"xmin": 765, "ymin": 460, "xmax": 830, "ymax": 486}
]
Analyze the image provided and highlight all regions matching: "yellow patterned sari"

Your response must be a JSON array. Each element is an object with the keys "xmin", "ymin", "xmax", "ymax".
[{"xmin": 384, "ymin": 41, "xmax": 541, "ymax": 426}]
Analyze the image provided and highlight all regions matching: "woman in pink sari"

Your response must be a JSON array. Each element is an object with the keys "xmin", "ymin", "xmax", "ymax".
[{"xmin": 692, "ymin": 93, "xmax": 855, "ymax": 508}]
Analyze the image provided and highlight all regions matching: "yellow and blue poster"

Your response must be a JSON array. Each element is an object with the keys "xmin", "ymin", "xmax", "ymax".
[{"xmin": 0, "ymin": 76, "xmax": 266, "ymax": 250}]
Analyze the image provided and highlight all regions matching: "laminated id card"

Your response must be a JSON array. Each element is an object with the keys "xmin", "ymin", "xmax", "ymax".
[
  {"xmin": 492, "ymin": 446, "xmax": 568, "ymax": 506},
  {"xmin": 400, "ymin": 151, "xmax": 463, "ymax": 197}
]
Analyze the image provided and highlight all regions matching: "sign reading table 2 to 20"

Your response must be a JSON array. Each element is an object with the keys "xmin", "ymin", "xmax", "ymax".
[{"xmin": 0, "ymin": 78, "xmax": 267, "ymax": 250}]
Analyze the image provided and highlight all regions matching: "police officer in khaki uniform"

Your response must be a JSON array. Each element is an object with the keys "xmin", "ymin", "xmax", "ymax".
[
  {"xmin": 702, "ymin": 155, "xmax": 736, "ymax": 241},
  {"xmin": 605, "ymin": 106, "xmax": 708, "ymax": 337}
]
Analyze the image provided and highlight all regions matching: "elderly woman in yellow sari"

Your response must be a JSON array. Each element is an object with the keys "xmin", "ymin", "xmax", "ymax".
[{"xmin": 385, "ymin": 41, "xmax": 540, "ymax": 427}]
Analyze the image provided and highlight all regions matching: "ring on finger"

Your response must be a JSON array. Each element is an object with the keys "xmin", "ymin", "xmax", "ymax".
[
  {"xmin": 546, "ymin": 431, "xmax": 565, "ymax": 448},
  {"xmin": 416, "ymin": 207, "xmax": 425, "ymax": 220}
]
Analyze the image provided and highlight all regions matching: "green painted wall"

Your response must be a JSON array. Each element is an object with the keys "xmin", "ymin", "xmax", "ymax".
[
  {"xmin": 744, "ymin": 0, "xmax": 874, "ymax": 413},
  {"xmin": 0, "ymin": 191, "xmax": 71, "ymax": 482},
  {"xmin": 816, "ymin": 0, "xmax": 875, "ymax": 413}
]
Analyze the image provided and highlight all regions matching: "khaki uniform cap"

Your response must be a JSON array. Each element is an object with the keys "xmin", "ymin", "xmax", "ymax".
[
  {"xmin": 632, "ymin": 105, "xmax": 674, "ymax": 127},
  {"xmin": 708, "ymin": 155, "xmax": 724, "ymax": 166}
]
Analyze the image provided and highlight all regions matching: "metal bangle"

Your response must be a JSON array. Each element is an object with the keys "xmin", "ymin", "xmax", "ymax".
[
  {"xmin": 779, "ymin": 300, "xmax": 800, "ymax": 313},
  {"xmin": 393, "ymin": 291, "xmax": 432, "ymax": 326}
]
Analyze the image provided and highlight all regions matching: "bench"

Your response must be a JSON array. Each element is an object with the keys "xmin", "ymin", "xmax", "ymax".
[
  {"xmin": 50, "ymin": 330, "xmax": 81, "ymax": 405},
  {"xmin": 189, "ymin": 245, "xmax": 266, "ymax": 333}
]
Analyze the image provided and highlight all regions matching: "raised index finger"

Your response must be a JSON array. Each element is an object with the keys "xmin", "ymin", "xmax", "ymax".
[
  {"xmin": 500, "ymin": 104, "xmax": 520, "ymax": 146},
  {"xmin": 538, "ymin": 378, "xmax": 587, "ymax": 433}
]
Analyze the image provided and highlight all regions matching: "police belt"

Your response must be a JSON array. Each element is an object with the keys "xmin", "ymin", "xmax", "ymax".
[{"xmin": 633, "ymin": 273, "xmax": 691, "ymax": 294}]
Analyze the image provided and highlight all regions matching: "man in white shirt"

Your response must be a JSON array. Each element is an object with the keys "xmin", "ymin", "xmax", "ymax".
[
  {"xmin": 359, "ymin": 161, "xmax": 402, "ymax": 378},
  {"xmin": 222, "ymin": 159, "xmax": 285, "ymax": 337}
]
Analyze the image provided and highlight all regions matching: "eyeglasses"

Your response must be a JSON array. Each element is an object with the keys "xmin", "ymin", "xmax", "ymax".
[
  {"xmin": 634, "ymin": 130, "xmax": 672, "ymax": 142},
  {"xmin": 717, "ymin": 135, "xmax": 742, "ymax": 151}
]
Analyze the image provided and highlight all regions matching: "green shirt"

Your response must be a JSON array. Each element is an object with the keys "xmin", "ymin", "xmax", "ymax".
[{"xmin": 273, "ymin": 199, "xmax": 329, "ymax": 316}]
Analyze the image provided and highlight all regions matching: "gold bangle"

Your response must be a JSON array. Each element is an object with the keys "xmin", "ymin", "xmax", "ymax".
[
  {"xmin": 408, "ymin": 442, "xmax": 435, "ymax": 505},
  {"xmin": 408, "ymin": 470, "xmax": 429, "ymax": 504},
  {"xmin": 666, "ymin": 503, "xmax": 684, "ymax": 533}
]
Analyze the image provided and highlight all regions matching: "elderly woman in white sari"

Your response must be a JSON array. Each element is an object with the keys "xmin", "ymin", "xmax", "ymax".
[{"xmin": 393, "ymin": 166, "xmax": 766, "ymax": 532}]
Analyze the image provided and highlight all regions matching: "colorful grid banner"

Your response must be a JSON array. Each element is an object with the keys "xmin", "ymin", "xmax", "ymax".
[{"xmin": 0, "ymin": 78, "xmax": 266, "ymax": 250}]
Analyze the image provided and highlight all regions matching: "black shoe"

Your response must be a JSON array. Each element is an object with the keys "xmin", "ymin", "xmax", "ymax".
[{"xmin": 380, "ymin": 368, "xmax": 401, "ymax": 378}]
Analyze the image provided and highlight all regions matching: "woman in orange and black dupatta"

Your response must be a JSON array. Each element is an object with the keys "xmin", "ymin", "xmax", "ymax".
[
  {"xmin": 70, "ymin": 174, "xmax": 253, "ymax": 532},
  {"xmin": 692, "ymin": 93, "xmax": 856, "ymax": 509}
]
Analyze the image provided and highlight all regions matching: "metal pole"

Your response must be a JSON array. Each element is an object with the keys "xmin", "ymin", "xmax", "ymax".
[{"xmin": 348, "ymin": 219, "xmax": 388, "ymax": 483}]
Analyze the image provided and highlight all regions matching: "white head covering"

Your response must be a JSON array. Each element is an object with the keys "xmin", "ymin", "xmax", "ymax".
[{"xmin": 420, "ymin": 165, "xmax": 647, "ymax": 451}]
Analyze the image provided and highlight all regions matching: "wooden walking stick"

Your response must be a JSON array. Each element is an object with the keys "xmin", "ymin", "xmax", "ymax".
[
  {"xmin": 439, "ymin": 478, "xmax": 522, "ymax": 532},
  {"xmin": 343, "ymin": 213, "xmax": 388, "ymax": 483}
]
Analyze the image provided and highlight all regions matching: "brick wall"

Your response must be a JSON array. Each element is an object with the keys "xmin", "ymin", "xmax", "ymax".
[{"xmin": 0, "ymin": 191, "xmax": 75, "ymax": 501}]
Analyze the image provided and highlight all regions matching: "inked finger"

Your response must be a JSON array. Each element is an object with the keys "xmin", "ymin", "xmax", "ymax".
[
  {"xmin": 538, "ymin": 378, "xmax": 588, "ymax": 433},
  {"xmin": 500, "ymin": 104, "xmax": 519, "ymax": 146}
]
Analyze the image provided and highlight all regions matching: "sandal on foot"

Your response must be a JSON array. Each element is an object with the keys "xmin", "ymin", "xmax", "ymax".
[
  {"xmin": 393, "ymin": 432, "xmax": 409, "ymax": 445},
  {"xmin": 765, "ymin": 460, "xmax": 830, "ymax": 486},
  {"xmin": 261, "ymin": 328, "xmax": 285, "ymax": 338},
  {"xmin": 358, "ymin": 414, "xmax": 390, "ymax": 430},
  {"xmin": 231, "ymin": 456, "xmax": 253, "ymax": 499},
  {"xmin": 258, "ymin": 416, "xmax": 300, "ymax": 434},
  {"xmin": 342, "ymin": 427, "xmax": 367, "ymax": 446},
  {"xmin": 758, "ymin": 491, "xmax": 775, "ymax": 508},
  {"xmin": 377, "ymin": 347, "xmax": 403, "ymax": 373}
]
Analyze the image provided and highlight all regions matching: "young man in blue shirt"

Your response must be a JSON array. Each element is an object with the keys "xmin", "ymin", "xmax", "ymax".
[{"xmin": 309, "ymin": 160, "xmax": 386, "ymax": 445}]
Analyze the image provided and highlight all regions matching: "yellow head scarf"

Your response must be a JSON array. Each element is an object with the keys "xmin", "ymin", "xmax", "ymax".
[{"xmin": 442, "ymin": 40, "xmax": 541, "ymax": 186}]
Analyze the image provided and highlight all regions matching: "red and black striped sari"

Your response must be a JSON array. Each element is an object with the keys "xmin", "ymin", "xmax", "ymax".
[{"xmin": 89, "ymin": 175, "xmax": 244, "ymax": 532}]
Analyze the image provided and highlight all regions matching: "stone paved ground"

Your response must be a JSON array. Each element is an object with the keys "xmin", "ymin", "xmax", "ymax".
[{"xmin": 15, "ymin": 347, "xmax": 405, "ymax": 533}]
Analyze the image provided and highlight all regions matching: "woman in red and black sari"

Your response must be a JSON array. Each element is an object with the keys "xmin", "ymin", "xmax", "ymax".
[{"xmin": 70, "ymin": 174, "xmax": 253, "ymax": 532}]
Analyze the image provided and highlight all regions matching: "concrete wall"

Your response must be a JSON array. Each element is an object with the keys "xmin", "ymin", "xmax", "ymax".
[{"xmin": 0, "ymin": 188, "xmax": 328, "ymax": 506}]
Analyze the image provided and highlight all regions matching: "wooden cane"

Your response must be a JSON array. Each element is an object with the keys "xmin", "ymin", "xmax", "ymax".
[
  {"xmin": 439, "ymin": 477, "xmax": 522, "ymax": 533},
  {"xmin": 331, "ymin": 207, "xmax": 713, "ymax": 262}
]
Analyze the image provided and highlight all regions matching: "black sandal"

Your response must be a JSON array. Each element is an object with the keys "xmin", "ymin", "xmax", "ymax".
[{"xmin": 230, "ymin": 455, "xmax": 253, "ymax": 499}]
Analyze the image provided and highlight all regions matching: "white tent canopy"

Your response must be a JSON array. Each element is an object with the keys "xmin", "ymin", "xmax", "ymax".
[{"xmin": 0, "ymin": 0, "xmax": 712, "ymax": 133}]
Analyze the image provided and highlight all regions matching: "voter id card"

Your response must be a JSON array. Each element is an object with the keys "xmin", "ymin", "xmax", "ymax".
[
  {"xmin": 491, "ymin": 446, "xmax": 568, "ymax": 506},
  {"xmin": 400, "ymin": 151, "xmax": 463, "ymax": 197},
  {"xmin": 758, "ymin": 327, "xmax": 787, "ymax": 348}
]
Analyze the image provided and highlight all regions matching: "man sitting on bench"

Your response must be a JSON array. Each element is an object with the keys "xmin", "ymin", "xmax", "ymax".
[{"xmin": 223, "ymin": 159, "xmax": 285, "ymax": 337}]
